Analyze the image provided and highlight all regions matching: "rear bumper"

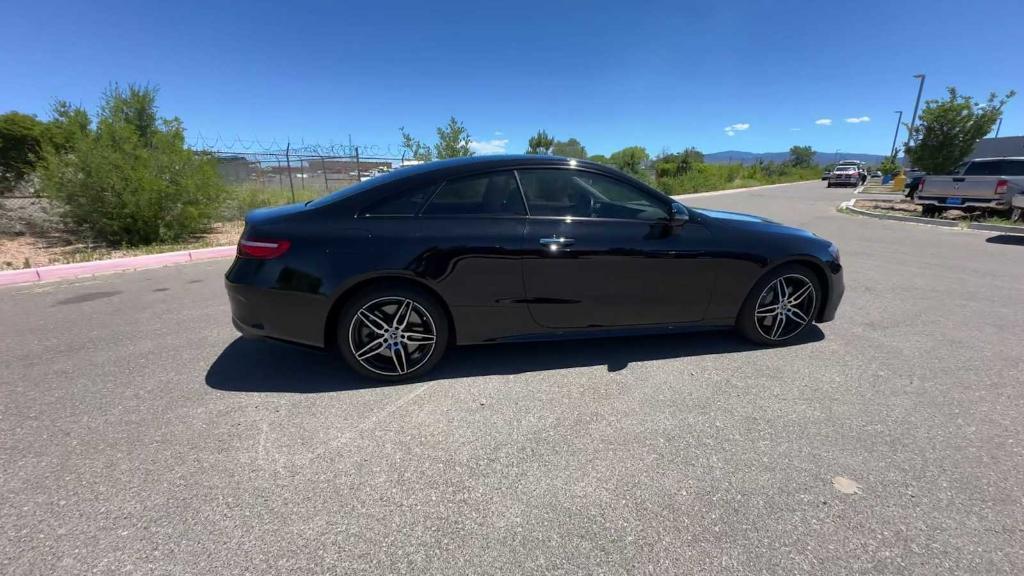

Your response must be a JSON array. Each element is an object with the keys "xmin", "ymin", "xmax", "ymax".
[
  {"xmin": 915, "ymin": 196, "xmax": 1009, "ymax": 209},
  {"xmin": 225, "ymin": 275, "xmax": 329, "ymax": 348}
]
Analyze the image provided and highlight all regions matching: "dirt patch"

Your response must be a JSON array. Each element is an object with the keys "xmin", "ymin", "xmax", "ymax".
[
  {"xmin": 0, "ymin": 220, "xmax": 243, "ymax": 270},
  {"xmin": 853, "ymin": 199, "xmax": 1022, "ymax": 227}
]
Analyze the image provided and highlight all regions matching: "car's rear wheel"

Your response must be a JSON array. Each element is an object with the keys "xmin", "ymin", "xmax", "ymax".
[
  {"xmin": 736, "ymin": 265, "xmax": 821, "ymax": 346},
  {"xmin": 337, "ymin": 284, "xmax": 449, "ymax": 381}
]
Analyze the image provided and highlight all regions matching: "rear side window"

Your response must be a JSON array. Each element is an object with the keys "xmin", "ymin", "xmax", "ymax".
[
  {"xmin": 517, "ymin": 169, "xmax": 667, "ymax": 220},
  {"xmin": 421, "ymin": 171, "xmax": 526, "ymax": 216},
  {"xmin": 360, "ymin": 185, "xmax": 435, "ymax": 216},
  {"xmin": 963, "ymin": 160, "xmax": 1024, "ymax": 176}
]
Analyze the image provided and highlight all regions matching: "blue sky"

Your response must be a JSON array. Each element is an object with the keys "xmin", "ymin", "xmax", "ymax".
[{"xmin": 2, "ymin": 0, "xmax": 1021, "ymax": 157}]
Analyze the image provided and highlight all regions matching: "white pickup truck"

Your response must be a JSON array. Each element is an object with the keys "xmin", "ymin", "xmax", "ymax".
[{"xmin": 915, "ymin": 157, "xmax": 1024, "ymax": 216}]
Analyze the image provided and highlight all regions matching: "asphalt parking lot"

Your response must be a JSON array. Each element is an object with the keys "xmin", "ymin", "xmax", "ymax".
[{"xmin": 3, "ymin": 180, "xmax": 1023, "ymax": 575}]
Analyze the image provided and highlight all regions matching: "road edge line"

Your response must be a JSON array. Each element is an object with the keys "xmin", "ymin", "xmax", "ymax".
[{"xmin": 671, "ymin": 180, "xmax": 818, "ymax": 200}]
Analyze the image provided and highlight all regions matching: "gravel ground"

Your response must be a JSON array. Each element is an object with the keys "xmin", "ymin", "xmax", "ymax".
[{"xmin": 2, "ymin": 181, "xmax": 1023, "ymax": 575}]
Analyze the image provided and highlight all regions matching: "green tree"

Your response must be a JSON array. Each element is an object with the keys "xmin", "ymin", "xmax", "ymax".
[
  {"xmin": 434, "ymin": 116, "xmax": 473, "ymax": 159},
  {"xmin": 608, "ymin": 146, "xmax": 649, "ymax": 174},
  {"xmin": 526, "ymin": 129, "xmax": 554, "ymax": 154},
  {"xmin": 906, "ymin": 87, "xmax": 1015, "ymax": 174},
  {"xmin": 879, "ymin": 154, "xmax": 901, "ymax": 176},
  {"xmin": 788, "ymin": 145, "xmax": 815, "ymax": 168},
  {"xmin": 0, "ymin": 112, "xmax": 47, "ymax": 190},
  {"xmin": 655, "ymin": 147, "xmax": 704, "ymax": 179},
  {"xmin": 38, "ymin": 83, "xmax": 226, "ymax": 245},
  {"xmin": 399, "ymin": 126, "xmax": 433, "ymax": 162},
  {"xmin": 587, "ymin": 154, "xmax": 610, "ymax": 164},
  {"xmin": 45, "ymin": 101, "xmax": 92, "ymax": 155},
  {"xmin": 550, "ymin": 137, "xmax": 587, "ymax": 159}
]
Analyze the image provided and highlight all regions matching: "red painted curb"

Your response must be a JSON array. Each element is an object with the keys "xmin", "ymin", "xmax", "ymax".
[{"xmin": 0, "ymin": 245, "xmax": 237, "ymax": 288}]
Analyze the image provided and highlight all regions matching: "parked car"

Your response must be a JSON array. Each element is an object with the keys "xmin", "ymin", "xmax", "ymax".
[
  {"xmin": 821, "ymin": 169, "xmax": 832, "ymax": 180},
  {"xmin": 915, "ymin": 158, "xmax": 1024, "ymax": 216},
  {"xmin": 225, "ymin": 155, "xmax": 844, "ymax": 381},
  {"xmin": 827, "ymin": 166, "xmax": 860, "ymax": 188},
  {"xmin": 871, "ymin": 171, "xmax": 882, "ymax": 178},
  {"xmin": 1012, "ymin": 192, "xmax": 1024, "ymax": 222}
]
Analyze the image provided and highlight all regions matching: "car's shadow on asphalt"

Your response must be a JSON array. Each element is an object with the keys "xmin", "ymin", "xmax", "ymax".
[
  {"xmin": 985, "ymin": 234, "xmax": 1024, "ymax": 246},
  {"xmin": 205, "ymin": 326, "xmax": 824, "ymax": 393}
]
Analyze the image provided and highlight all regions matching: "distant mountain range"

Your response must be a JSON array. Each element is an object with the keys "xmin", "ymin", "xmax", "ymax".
[{"xmin": 704, "ymin": 150, "xmax": 889, "ymax": 166}]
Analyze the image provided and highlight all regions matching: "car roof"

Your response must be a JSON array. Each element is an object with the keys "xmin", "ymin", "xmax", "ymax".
[
  {"xmin": 308, "ymin": 154, "xmax": 649, "ymax": 209},
  {"xmin": 970, "ymin": 157, "xmax": 1024, "ymax": 162},
  {"xmin": 392, "ymin": 154, "xmax": 584, "ymax": 175}
]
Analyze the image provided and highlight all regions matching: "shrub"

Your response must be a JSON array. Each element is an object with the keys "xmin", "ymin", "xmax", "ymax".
[
  {"xmin": 38, "ymin": 84, "xmax": 226, "ymax": 245},
  {"xmin": 0, "ymin": 112, "xmax": 46, "ymax": 191}
]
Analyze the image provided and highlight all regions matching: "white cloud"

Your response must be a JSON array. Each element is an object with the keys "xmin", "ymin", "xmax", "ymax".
[
  {"xmin": 494, "ymin": 130, "xmax": 504, "ymax": 136},
  {"xmin": 815, "ymin": 118, "xmax": 833, "ymax": 126},
  {"xmin": 845, "ymin": 116, "xmax": 871, "ymax": 124},
  {"xmin": 468, "ymin": 138, "xmax": 509, "ymax": 155},
  {"xmin": 723, "ymin": 123, "xmax": 750, "ymax": 136}
]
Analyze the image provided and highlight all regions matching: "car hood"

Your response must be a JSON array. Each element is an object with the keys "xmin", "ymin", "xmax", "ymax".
[
  {"xmin": 694, "ymin": 208, "xmax": 819, "ymax": 239},
  {"xmin": 693, "ymin": 208, "xmax": 779, "ymax": 225}
]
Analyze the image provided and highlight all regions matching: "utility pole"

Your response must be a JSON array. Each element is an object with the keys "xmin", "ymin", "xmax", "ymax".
[
  {"xmin": 904, "ymin": 74, "xmax": 926, "ymax": 166},
  {"xmin": 890, "ymin": 110, "xmax": 903, "ymax": 158},
  {"xmin": 995, "ymin": 117, "xmax": 1003, "ymax": 138}
]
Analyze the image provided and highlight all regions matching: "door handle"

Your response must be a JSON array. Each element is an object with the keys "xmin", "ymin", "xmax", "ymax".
[
  {"xmin": 952, "ymin": 177, "xmax": 966, "ymax": 182},
  {"xmin": 539, "ymin": 236, "xmax": 575, "ymax": 247}
]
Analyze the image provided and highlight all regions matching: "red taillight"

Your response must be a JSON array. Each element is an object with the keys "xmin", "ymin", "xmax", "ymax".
[
  {"xmin": 918, "ymin": 177, "xmax": 925, "ymax": 193},
  {"xmin": 237, "ymin": 238, "xmax": 291, "ymax": 259},
  {"xmin": 995, "ymin": 179, "xmax": 1009, "ymax": 195}
]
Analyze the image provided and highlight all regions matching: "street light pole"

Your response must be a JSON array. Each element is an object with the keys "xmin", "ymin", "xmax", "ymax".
[
  {"xmin": 890, "ymin": 110, "xmax": 903, "ymax": 158},
  {"xmin": 995, "ymin": 117, "xmax": 1003, "ymax": 138},
  {"xmin": 905, "ymin": 74, "xmax": 926, "ymax": 166}
]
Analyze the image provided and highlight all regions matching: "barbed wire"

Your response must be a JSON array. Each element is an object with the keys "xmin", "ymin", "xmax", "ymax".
[{"xmin": 186, "ymin": 131, "xmax": 408, "ymax": 158}]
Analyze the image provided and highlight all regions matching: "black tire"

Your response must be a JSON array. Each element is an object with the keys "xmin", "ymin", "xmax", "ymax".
[
  {"xmin": 1012, "ymin": 207, "xmax": 1023, "ymax": 223},
  {"xmin": 337, "ymin": 283, "xmax": 450, "ymax": 382},
  {"xmin": 826, "ymin": 183, "xmax": 832, "ymax": 188},
  {"xmin": 736, "ymin": 264, "xmax": 821, "ymax": 346},
  {"xmin": 920, "ymin": 205, "xmax": 937, "ymax": 218}
]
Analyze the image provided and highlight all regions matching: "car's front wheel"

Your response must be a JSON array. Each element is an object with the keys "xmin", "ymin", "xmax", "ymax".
[
  {"xmin": 337, "ymin": 284, "xmax": 449, "ymax": 381},
  {"xmin": 736, "ymin": 265, "xmax": 821, "ymax": 346}
]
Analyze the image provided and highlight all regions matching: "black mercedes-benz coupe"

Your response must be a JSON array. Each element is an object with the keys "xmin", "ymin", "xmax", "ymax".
[{"xmin": 225, "ymin": 155, "xmax": 843, "ymax": 381}]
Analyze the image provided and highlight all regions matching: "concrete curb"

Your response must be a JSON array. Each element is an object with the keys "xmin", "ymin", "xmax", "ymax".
[
  {"xmin": 0, "ymin": 245, "xmax": 236, "ymax": 288},
  {"xmin": 838, "ymin": 199, "xmax": 1024, "ymax": 236},
  {"xmin": 672, "ymin": 180, "xmax": 819, "ymax": 201}
]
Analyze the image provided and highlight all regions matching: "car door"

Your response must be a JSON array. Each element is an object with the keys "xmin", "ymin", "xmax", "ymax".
[
  {"xmin": 413, "ymin": 169, "xmax": 528, "ymax": 308},
  {"xmin": 517, "ymin": 167, "xmax": 714, "ymax": 329}
]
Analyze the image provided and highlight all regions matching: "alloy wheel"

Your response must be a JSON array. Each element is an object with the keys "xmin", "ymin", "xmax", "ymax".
[
  {"xmin": 753, "ymin": 274, "xmax": 816, "ymax": 341},
  {"xmin": 348, "ymin": 297, "xmax": 437, "ymax": 376}
]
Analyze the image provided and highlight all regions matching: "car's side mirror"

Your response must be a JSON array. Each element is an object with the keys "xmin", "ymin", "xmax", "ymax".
[{"xmin": 670, "ymin": 202, "xmax": 689, "ymax": 225}]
